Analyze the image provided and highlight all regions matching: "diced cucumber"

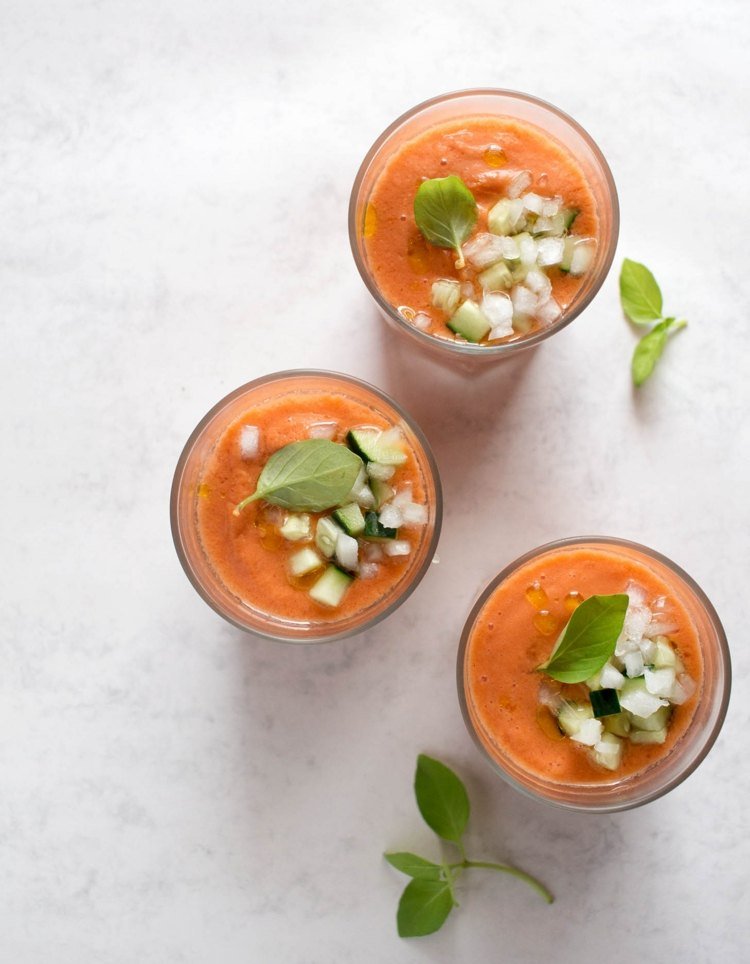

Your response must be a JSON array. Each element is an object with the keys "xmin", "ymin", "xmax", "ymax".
[
  {"xmin": 279, "ymin": 513, "xmax": 311, "ymax": 541},
  {"xmin": 315, "ymin": 516, "xmax": 342, "ymax": 558},
  {"xmin": 644, "ymin": 666, "xmax": 677, "ymax": 698},
  {"xmin": 347, "ymin": 429, "xmax": 407, "ymax": 467},
  {"xmin": 308, "ymin": 565, "xmax": 353, "ymax": 608},
  {"xmin": 592, "ymin": 732, "xmax": 624, "ymax": 771},
  {"xmin": 562, "ymin": 208, "xmax": 579, "ymax": 231},
  {"xmin": 652, "ymin": 636, "xmax": 678, "ymax": 669},
  {"xmin": 560, "ymin": 236, "xmax": 576, "ymax": 272},
  {"xmin": 363, "ymin": 510, "xmax": 397, "ymax": 540},
  {"xmin": 569, "ymin": 239, "xmax": 596, "ymax": 276},
  {"xmin": 629, "ymin": 727, "xmax": 667, "ymax": 745},
  {"xmin": 487, "ymin": 197, "xmax": 525, "ymax": 235},
  {"xmin": 431, "ymin": 279, "xmax": 461, "ymax": 313},
  {"xmin": 477, "ymin": 261, "xmax": 513, "ymax": 291},
  {"xmin": 589, "ymin": 688, "xmax": 621, "ymax": 718},
  {"xmin": 447, "ymin": 300, "xmax": 491, "ymax": 343},
  {"xmin": 370, "ymin": 478, "xmax": 395, "ymax": 510},
  {"xmin": 627, "ymin": 704, "xmax": 672, "ymax": 732},
  {"xmin": 557, "ymin": 701, "xmax": 593, "ymax": 737},
  {"xmin": 289, "ymin": 547, "xmax": 323, "ymax": 577},
  {"xmin": 603, "ymin": 712, "xmax": 631, "ymax": 737},
  {"xmin": 332, "ymin": 502, "xmax": 365, "ymax": 537}
]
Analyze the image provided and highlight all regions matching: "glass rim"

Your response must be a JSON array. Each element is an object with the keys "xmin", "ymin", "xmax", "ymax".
[
  {"xmin": 170, "ymin": 368, "xmax": 443, "ymax": 644},
  {"xmin": 456, "ymin": 535, "xmax": 732, "ymax": 812},
  {"xmin": 348, "ymin": 87, "xmax": 620, "ymax": 358}
]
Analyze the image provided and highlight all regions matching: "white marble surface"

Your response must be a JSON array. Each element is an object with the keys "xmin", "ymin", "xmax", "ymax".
[{"xmin": 3, "ymin": 0, "xmax": 749, "ymax": 960}]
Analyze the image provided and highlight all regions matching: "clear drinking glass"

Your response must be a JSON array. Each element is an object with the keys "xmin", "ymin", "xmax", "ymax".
[
  {"xmin": 171, "ymin": 370, "xmax": 442, "ymax": 643},
  {"xmin": 349, "ymin": 89, "xmax": 619, "ymax": 362},
  {"xmin": 457, "ymin": 537, "xmax": 731, "ymax": 811}
]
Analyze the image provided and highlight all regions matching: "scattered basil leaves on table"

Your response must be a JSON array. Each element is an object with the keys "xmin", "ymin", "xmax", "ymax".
[
  {"xmin": 233, "ymin": 439, "xmax": 363, "ymax": 514},
  {"xmin": 538, "ymin": 593, "xmax": 628, "ymax": 684},
  {"xmin": 413, "ymin": 175, "xmax": 478, "ymax": 269},
  {"xmin": 385, "ymin": 754, "xmax": 553, "ymax": 938},
  {"xmin": 619, "ymin": 259, "xmax": 688, "ymax": 385}
]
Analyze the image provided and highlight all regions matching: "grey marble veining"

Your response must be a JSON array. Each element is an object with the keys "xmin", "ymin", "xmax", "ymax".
[{"xmin": 2, "ymin": 0, "xmax": 749, "ymax": 960}]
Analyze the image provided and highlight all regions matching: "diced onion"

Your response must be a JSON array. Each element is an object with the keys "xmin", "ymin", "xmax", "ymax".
[
  {"xmin": 400, "ymin": 503, "xmax": 428, "ymax": 526},
  {"xmin": 463, "ymin": 233, "xmax": 508, "ymax": 269},
  {"xmin": 378, "ymin": 504, "xmax": 403, "ymax": 529},
  {"xmin": 507, "ymin": 170, "xmax": 532, "ymax": 198},
  {"xmin": 239, "ymin": 425, "xmax": 260, "ymax": 460},
  {"xmin": 521, "ymin": 192, "xmax": 545, "ymax": 215},
  {"xmin": 619, "ymin": 687, "xmax": 668, "ymax": 719},
  {"xmin": 335, "ymin": 533, "xmax": 359, "ymax": 571},
  {"xmin": 648, "ymin": 614, "xmax": 680, "ymax": 636},
  {"xmin": 669, "ymin": 673, "xmax": 696, "ymax": 705},
  {"xmin": 518, "ymin": 235, "xmax": 538, "ymax": 266},
  {"xmin": 645, "ymin": 667, "xmax": 677, "ymax": 698},
  {"xmin": 570, "ymin": 718, "xmax": 603, "ymax": 747},
  {"xmin": 570, "ymin": 239, "xmax": 597, "ymax": 275},
  {"xmin": 391, "ymin": 484, "xmax": 413, "ymax": 508},
  {"xmin": 600, "ymin": 662, "xmax": 626, "ymax": 689},
  {"xmin": 541, "ymin": 195, "xmax": 562, "ymax": 217},
  {"xmin": 536, "ymin": 297, "xmax": 562, "ymax": 326},
  {"xmin": 366, "ymin": 462, "xmax": 395, "ymax": 481},
  {"xmin": 307, "ymin": 421, "xmax": 338, "ymax": 440},
  {"xmin": 511, "ymin": 285, "xmax": 537, "ymax": 319},
  {"xmin": 430, "ymin": 278, "xmax": 461, "ymax": 313},
  {"xmin": 481, "ymin": 291, "xmax": 514, "ymax": 338},
  {"xmin": 384, "ymin": 540, "xmax": 411, "ymax": 557},
  {"xmin": 359, "ymin": 561, "xmax": 379, "ymax": 579},
  {"xmin": 624, "ymin": 651, "xmax": 644, "ymax": 679},
  {"xmin": 524, "ymin": 268, "xmax": 552, "ymax": 302},
  {"xmin": 536, "ymin": 237, "xmax": 565, "ymax": 267},
  {"xmin": 363, "ymin": 542, "xmax": 384, "ymax": 562},
  {"xmin": 413, "ymin": 312, "xmax": 431, "ymax": 330}
]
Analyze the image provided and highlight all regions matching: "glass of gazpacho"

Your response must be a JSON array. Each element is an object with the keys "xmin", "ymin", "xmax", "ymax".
[
  {"xmin": 171, "ymin": 371, "xmax": 442, "ymax": 643},
  {"xmin": 350, "ymin": 89, "xmax": 618, "ymax": 358},
  {"xmin": 458, "ymin": 537, "xmax": 730, "ymax": 811}
]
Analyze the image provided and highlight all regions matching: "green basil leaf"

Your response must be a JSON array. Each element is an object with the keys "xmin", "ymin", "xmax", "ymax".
[
  {"xmin": 396, "ymin": 878, "xmax": 454, "ymax": 938},
  {"xmin": 384, "ymin": 852, "xmax": 443, "ymax": 880},
  {"xmin": 414, "ymin": 176, "xmax": 477, "ymax": 268},
  {"xmin": 632, "ymin": 318, "xmax": 686, "ymax": 386},
  {"xmin": 619, "ymin": 258, "xmax": 663, "ymax": 324},
  {"xmin": 539, "ymin": 594, "xmax": 629, "ymax": 683},
  {"xmin": 234, "ymin": 439, "xmax": 363, "ymax": 513},
  {"xmin": 414, "ymin": 754, "xmax": 469, "ymax": 843}
]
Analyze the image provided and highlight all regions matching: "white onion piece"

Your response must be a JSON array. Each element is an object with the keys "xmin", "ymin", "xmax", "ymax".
[
  {"xmin": 518, "ymin": 235, "xmax": 538, "ymax": 266},
  {"xmin": 378, "ymin": 504, "xmax": 403, "ymax": 529},
  {"xmin": 538, "ymin": 680, "xmax": 563, "ymax": 713},
  {"xmin": 648, "ymin": 614, "xmax": 680, "ymax": 636},
  {"xmin": 307, "ymin": 421, "xmax": 338, "ymax": 440},
  {"xmin": 536, "ymin": 237, "xmax": 565, "ymax": 267},
  {"xmin": 413, "ymin": 312, "xmax": 431, "ymax": 330},
  {"xmin": 366, "ymin": 462, "xmax": 395, "ymax": 481},
  {"xmin": 626, "ymin": 581, "xmax": 648, "ymax": 607},
  {"xmin": 507, "ymin": 170, "xmax": 532, "ymax": 198},
  {"xmin": 363, "ymin": 542, "xmax": 384, "ymax": 562},
  {"xmin": 463, "ymin": 232, "xmax": 508, "ymax": 269},
  {"xmin": 400, "ymin": 503, "xmax": 428, "ymax": 526},
  {"xmin": 670, "ymin": 673, "xmax": 697, "ymax": 705},
  {"xmin": 541, "ymin": 195, "xmax": 562, "ymax": 217},
  {"xmin": 391, "ymin": 484, "xmax": 413, "ymax": 508},
  {"xmin": 335, "ymin": 533, "xmax": 359, "ymax": 571},
  {"xmin": 619, "ymin": 687, "xmax": 668, "ymax": 718},
  {"xmin": 359, "ymin": 562, "xmax": 379, "ymax": 579},
  {"xmin": 481, "ymin": 291, "xmax": 513, "ymax": 338},
  {"xmin": 239, "ymin": 425, "xmax": 260, "ymax": 460},
  {"xmin": 384, "ymin": 540, "xmax": 412, "ymax": 557},
  {"xmin": 645, "ymin": 667, "xmax": 677, "ymax": 698},
  {"xmin": 600, "ymin": 662, "xmax": 626, "ymax": 689},
  {"xmin": 570, "ymin": 718, "xmax": 603, "ymax": 747},
  {"xmin": 500, "ymin": 235, "xmax": 520, "ymax": 260},
  {"xmin": 511, "ymin": 285, "xmax": 537, "ymax": 319},
  {"xmin": 570, "ymin": 239, "xmax": 597, "ymax": 275},
  {"xmin": 524, "ymin": 268, "xmax": 552, "ymax": 302},
  {"xmin": 624, "ymin": 651, "xmax": 645, "ymax": 679},
  {"xmin": 522, "ymin": 192, "xmax": 545, "ymax": 215},
  {"xmin": 536, "ymin": 297, "xmax": 562, "ymax": 326}
]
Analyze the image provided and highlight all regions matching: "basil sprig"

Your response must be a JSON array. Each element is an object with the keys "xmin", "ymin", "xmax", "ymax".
[
  {"xmin": 538, "ymin": 594, "xmax": 628, "ymax": 684},
  {"xmin": 619, "ymin": 259, "xmax": 688, "ymax": 385},
  {"xmin": 233, "ymin": 439, "xmax": 363, "ymax": 514},
  {"xmin": 385, "ymin": 755, "xmax": 553, "ymax": 938},
  {"xmin": 413, "ymin": 175, "xmax": 478, "ymax": 268}
]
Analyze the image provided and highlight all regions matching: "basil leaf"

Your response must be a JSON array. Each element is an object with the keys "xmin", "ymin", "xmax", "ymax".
[
  {"xmin": 619, "ymin": 258, "xmax": 663, "ymax": 324},
  {"xmin": 384, "ymin": 852, "xmax": 443, "ymax": 880},
  {"xmin": 235, "ymin": 439, "xmax": 363, "ymax": 513},
  {"xmin": 539, "ymin": 594, "xmax": 628, "ymax": 684},
  {"xmin": 414, "ymin": 754, "xmax": 469, "ymax": 844},
  {"xmin": 414, "ymin": 176, "xmax": 477, "ymax": 268},
  {"xmin": 632, "ymin": 318, "xmax": 686, "ymax": 386},
  {"xmin": 396, "ymin": 878, "xmax": 454, "ymax": 938}
]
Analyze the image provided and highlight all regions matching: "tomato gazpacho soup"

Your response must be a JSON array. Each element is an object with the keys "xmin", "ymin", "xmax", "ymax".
[
  {"xmin": 171, "ymin": 372, "xmax": 441, "ymax": 642},
  {"xmin": 351, "ymin": 91, "xmax": 618, "ymax": 352},
  {"xmin": 459, "ymin": 539, "xmax": 730, "ymax": 810}
]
